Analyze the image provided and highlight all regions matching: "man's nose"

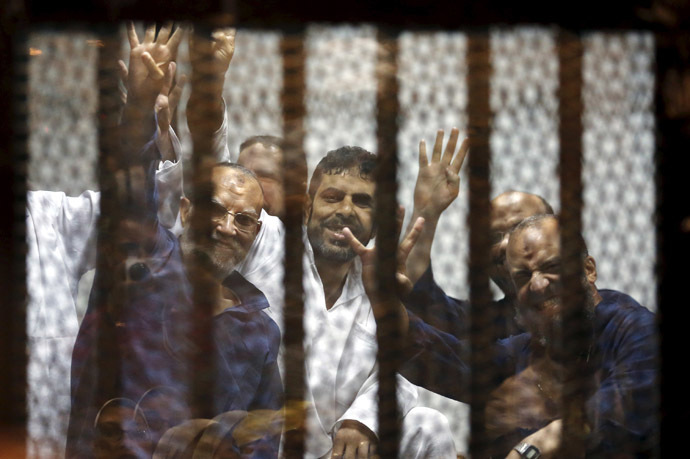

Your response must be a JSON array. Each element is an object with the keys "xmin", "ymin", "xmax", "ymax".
[
  {"xmin": 216, "ymin": 214, "xmax": 238, "ymax": 236},
  {"xmin": 335, "ymin": 197, "xmax": 354, "ymax": 216},
  {"xmin": 530, "ymin": 272, "xmax": 550, "ymax": 293}
]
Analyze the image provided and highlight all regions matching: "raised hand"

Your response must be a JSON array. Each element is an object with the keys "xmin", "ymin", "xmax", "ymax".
[
  {"xmin": 404, "ymin": 128, "xmax": 468, "ymax": 285},
  {"xmin": 121, "ymin": 22, "xmax": 185, "ymax": 110},
  {"xmin": 414, "ymin": 127, "xmax": 469, "ymax": 219},
  {"xmin": 154, "ymin": 62, "xmax": 185, "ymax": 161},
  {"xmin": 188, "ymin": 28, "xmax": 236, "ymax": 135}
]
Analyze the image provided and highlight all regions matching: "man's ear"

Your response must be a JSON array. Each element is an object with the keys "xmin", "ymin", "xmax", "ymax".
[
  {"xmin": 180, "ymin": 196, "xmax": 192, "ymax": 227},
  {"xmin": 584, "ymin": 255, "xmax": 597, "ymax": 285}
]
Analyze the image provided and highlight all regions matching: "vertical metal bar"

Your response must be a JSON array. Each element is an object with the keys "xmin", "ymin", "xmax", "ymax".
[
  {"xmin": 2, "ymin": 24, "xmax": 28, "ymax": 427},
  {"xmin": 655, "ymin": 28, "xmax": 690, "ymax": 457},
  {"xmin": 188, "ymin": 24, "xmax": 221, "ymax": 420},
  {"xmin": 557, "ymin": 30, "xmax": 587, "ymax": 457},
  {"xmin": 94, "ymin": 24, "xmax": 124, "ymax": 413},
  {"xmin": 280, "ymin": 28, "xmax": 307, "ymax": 458},
  {"xmin": 466, "ymin": 30, "xmax": 493, "ymax": 458},
  {"xmin": 374, "ymin": 27, "xmax": 401, "ymax": 458}
]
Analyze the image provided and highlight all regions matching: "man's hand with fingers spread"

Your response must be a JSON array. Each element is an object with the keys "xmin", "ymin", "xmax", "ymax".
[
  {"xmin": 405, "ymin": 127, "xmax": 469, "ymax": 285},
  {"xmin": 121, "ymin": 22, "xmax": 185, "ymax": 113}
]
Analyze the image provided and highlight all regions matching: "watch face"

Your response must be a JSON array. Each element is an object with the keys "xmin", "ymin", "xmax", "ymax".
[{"xmin": 524, "ymin": 446, "xmax": 540, "ymax": 459}]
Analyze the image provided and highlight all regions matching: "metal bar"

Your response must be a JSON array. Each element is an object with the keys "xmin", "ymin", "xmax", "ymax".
[
  {"xmin": 557, "ymin": 29, "xmax": 588, "ymax": 458},
  {"xmin": 2, "ymin": 23, "xmax": 28, "ymax": 426},
  {"xmin": 280, "ymin": 28, "xmax": 307, "ymax": 459},
  {"xmin": 187, "ymin": 24, "xmax": 222, "ymax": 419},
  {"xmin": 94, "ymin": 24, "xmax": 124, "ymax": 415},
  {"xmin": 466, "ymin": 30, "xmax": 493, "ymax": 458},
  {"xmin": 374, "ymin": 27, "xmax": 401, "ymax": 458}
]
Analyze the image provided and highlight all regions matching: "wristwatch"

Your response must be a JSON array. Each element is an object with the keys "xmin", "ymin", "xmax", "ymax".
[{"xmin": 514, "ymin": 442, "xmax": 541, "ymax": 459}]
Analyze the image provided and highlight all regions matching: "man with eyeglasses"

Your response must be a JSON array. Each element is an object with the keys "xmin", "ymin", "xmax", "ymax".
[{"xmin": 67, "ymin": 28, "xmax": 283, "ymax": 457}]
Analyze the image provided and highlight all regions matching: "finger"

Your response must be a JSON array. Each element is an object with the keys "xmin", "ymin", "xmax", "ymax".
[
  {"xmin": 160, "ymin": 62, "xmax": 176, "ymax": 96},
  {"xmin": 157, "ymin": 21, "xmax": 173, "ymax": 43},
  {"xmin": 451, "ymin": 137, "xmax": 470, "ymax": 175},
  {"xmin": 168, "ymin": 74, "xmax": 186, "ymax": 118},
  {"xmin": 395, "ymin": 205, "xmax": 405, "ymax": 241},
  {"xmin": 441, "ymin": 126, "xmax": 459, "ymax": 165},
  {"xmin": 126, "ymin": 21, "xmax": 140, "ymax": 48},
  {"xmin": 142, "ymin": 52, "xmax": 165, "ymax": 80},
  {"xmin": 418, "ymin": 139, "xmax": 428, "ymax": 168},
  {"xmin": 356, "ymin": 441, "xmax": 369, "ymax": 459},
  {"xmin": 117, "ymin": 60, "xmax": 128, "ymax": 82},
  {"xmin": 143, "ymin": 23, "xmax": 156, "ymax": 44},
  {"xmin": 431, "ymin": 129, "xmax": 444, "ymax": 163},
  {"xmin": 344, "ymin": 441, "xmax": 356, "ymax": 459},
  {"xmin": 342, "ymin": 227, "xmax": 369, "ymax": 257},
  {"xmin": 167, "ymin": 25, "xmax": 186, "ymax": 57},
  {"xmin": 398, "ymin": 217, "xmax": 425, "ymax": 263},
  {"xmin": 331, "ymin": 436, "xmax": 345, "ymax": 459}
]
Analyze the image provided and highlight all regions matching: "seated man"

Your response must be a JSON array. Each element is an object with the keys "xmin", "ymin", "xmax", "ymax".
[
  {"xmin": 237, "ymin": 146, "xmax": 456, "ymax": 458},
  {"xmin": 67, "ymin": 58, "xmax": 282, "ymax": 457},
  {"xmin": 399, "ymin": 214, "xmax": 658, "ymax": 457}
]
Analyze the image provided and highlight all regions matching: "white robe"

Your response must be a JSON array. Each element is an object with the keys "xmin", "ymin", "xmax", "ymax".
[{"xmin": 237, "ymin": 217, "xmax": 455, "ymax": 458}]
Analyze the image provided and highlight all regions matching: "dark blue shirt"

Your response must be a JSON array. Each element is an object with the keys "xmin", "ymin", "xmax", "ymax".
[
  {"xmin": 67, "ymin": 141, "xmax": 282, "ymax": 457},
  {"xmin": 402, "ymin": 288, "xmax": 658, "ymax": 457}
]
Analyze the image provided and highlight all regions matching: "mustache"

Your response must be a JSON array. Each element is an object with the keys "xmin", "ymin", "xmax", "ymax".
[{"xmin": 321, "ymin": 215, "xmax": 363, "ymax": 234}]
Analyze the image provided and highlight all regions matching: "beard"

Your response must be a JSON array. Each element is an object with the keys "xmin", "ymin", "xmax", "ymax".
[
  {"xmin": 307, "ymin": 212, "xmax": 371, "ymax": 263},
  {"xmin": 179, "ymin": 230, "xmax": 246, "ymax": 280},
  {"xmin": 527, "ymin": 282, "xmax": 596, "ymax": 354}
]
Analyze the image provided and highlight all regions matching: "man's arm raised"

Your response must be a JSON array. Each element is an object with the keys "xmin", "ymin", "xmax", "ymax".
[{"xmin": 405, "ymin": 128, "xmax": 468, "ymax": 285}]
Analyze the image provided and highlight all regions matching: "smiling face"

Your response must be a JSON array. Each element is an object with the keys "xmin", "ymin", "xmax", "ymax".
[
  {"xmin": 489, "ymin": 192, "xmax": 551, "ymax": 298},
  {"xmin": 180, "ymin": 166, "xmax": 263, "ymax": 279},
  {"xmin": 506, "ymin": 217, "xmax": 597, "ymax": 347},
  {"xmin": 306, "ymin": 171, "xmax": 376, "ymax": 263}
]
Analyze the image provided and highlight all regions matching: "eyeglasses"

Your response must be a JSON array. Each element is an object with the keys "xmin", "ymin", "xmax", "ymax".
[{"xmin": 209, "ymin": 201, "xmax": 261, "ymax": 233}]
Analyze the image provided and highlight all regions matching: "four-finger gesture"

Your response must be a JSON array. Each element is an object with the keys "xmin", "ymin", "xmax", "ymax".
[
  {"xmin": 123, "ymin": 22, "xmax": 184, "ymax": 109},
  {"xmin": 414, "ymin": 127, "xmax": 469, "ymax": 220}
]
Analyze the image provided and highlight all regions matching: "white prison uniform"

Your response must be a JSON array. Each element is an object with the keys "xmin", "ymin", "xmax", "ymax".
[
  {"xmin": 237, "ymin": 217, "xmax": 456, "ymax": 458},
  {"xmin": 25, "ymin": 128, "xmax": 194, "ymax": 457}
]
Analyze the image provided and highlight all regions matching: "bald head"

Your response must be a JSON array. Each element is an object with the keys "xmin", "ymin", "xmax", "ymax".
[
  {"xmin": 489, "ymin": 191, "xmax": 554, "ymax": 298},
  {"xmin": 237, "ymin": 140, "xmax": 284, "ymax": 217}
]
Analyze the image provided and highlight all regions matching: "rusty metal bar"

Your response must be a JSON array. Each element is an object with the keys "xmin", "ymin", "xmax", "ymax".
[
  {"xmin": 557, "ymin": 30, "xmax": 588, "ymax": 457},
  {"xmin": 93, "ymin": 25, "xmax": 124, "ymax": 415},
  {"xmin": 187, "ymin": 24, "xmax": 222, "ymax": 419},
  {"xmin": 374, "ymin": 27, "xmax": 401, "ymax": 458},
  {"xmin": 466, "ymin": 30, "xmax": 493, "ymax": 458},
  {"xmin": 2, "ymin": 24, "xmax": 28, "ymax": 426},
  {"xmin": 280, "ymin": 28, "xmax": 307, "ymax": 458}
]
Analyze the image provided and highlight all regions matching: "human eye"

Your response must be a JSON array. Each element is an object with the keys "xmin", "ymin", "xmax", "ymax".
[
  {"xmin": 353, "ymin": 194, "xmax": 373, "ymax": 208},
  {"xmin": 234, "ymin": 213, "xmax": 257, "ymax": 229},
  {"xmin": 209, "ymin": 201, "xmax": 228, "ymax": 220}
]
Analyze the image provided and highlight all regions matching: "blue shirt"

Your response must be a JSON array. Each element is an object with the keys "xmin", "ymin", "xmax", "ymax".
[{"xmin": 402, "ymin": 288, "xmax": 658, "ymax": 457}]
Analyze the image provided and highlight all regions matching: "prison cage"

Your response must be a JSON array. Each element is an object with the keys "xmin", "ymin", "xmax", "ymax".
[{"xmin": 0, "ymin": 0, "xmax": 687, "ymax": 457}]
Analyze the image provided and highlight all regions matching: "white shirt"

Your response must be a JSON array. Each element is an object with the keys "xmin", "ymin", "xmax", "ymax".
[{"xmin": 237, "ymin": 218, "xmax": 419, "ymax": 458}]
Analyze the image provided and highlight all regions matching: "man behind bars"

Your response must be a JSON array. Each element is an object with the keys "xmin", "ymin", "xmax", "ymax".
[
  {"xmin": 232, "ymin": 146, "xmax": 457, "ymax": 458},
  {"xmin": 67, "ymin": 24, "xmax": 283, "ymax": 457},
  {"xmin": 401, "ymin": 128, "xmax": 555, "ymax": 342},
  {"xmin": 189, "ymin": 32, "xmax": 458, "ymax": 458},
  {"xmin": 386, "ymin": 213, "xmax": 659, "ymax": 457}
]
